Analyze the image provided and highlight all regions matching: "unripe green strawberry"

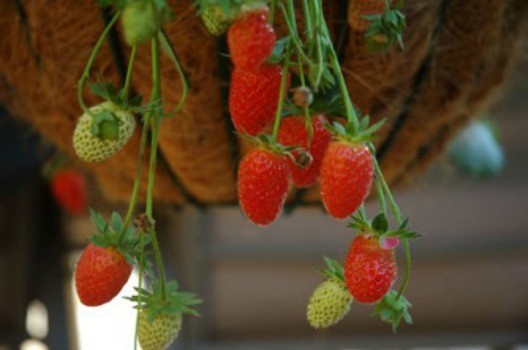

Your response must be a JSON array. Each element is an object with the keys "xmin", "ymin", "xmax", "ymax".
[
  {"xmin": 73, "ymin": 102, "xmax": 135, "ymax": 162},
  {"xmin": 307, "ymin": 278, "xmax": 352, "ymax": 329},
  {"xmin": 122, "ymin": 0, "xmax": 158, "ymax": 46},
  {"xmin": 201, "ymin": 6, "xmax": 232, "ymax": 35},
  {"xmin": 138, "ymin": 310, "xmax": 182, "ymax": 350}
]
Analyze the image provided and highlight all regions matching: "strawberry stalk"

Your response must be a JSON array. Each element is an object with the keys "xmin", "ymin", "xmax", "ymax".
[
  {"xmin": 285, "ymin": 0, "xmax": 314, "ymax": 145},
  {"xmin": 296, "ymin": 55, "xmax": 314, "ymax": 145},
  {"xmin": 122, "ymin": 45, "xmax": 137, "ymax": 102},
  {"xmin": 369, "ymin": 148, "xmax": 411, "ymax": 299},
  {"xmin": 270, "ymin": 45, "xmax": 293, "ymax": 144},
  {"xmin": 269, "ymin": 0, "xmax": 276, "ymax": 24},
  {"xmin": 134, "ymin": 229, "xmax": 146, "ymax": 350},
  {"xmin": 159, "ymin": 30, "xmax": 189, "ymax": 118},
  {"xmin": 77, "ymin": 12, "xmax": 120, "ymax": 114},
  {"xmin": 145, "ymin": 34, "xmax": 167, "ymax": 300},
  {"xmin": 118, "ymin": 115, "xmax": 149, "ymax": 244}
]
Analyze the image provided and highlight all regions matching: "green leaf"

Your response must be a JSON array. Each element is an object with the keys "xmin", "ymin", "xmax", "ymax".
[
  {"xmin": 267, "ymin": 36, "xmax": 290, "ymax": 64},
  {"xmin": 373, "ymin": 290, "xmax": 412, "ymax": 332},
  {"xmin": 333, "ymin": 121, "xmax": 347, "ymax": 137},
  {"xmin": 109, "ymin": 211, "xmax": 123, "ymax": 233},
  {"xmin": 371, "ymin": 213, "xmax": 388, "ymax": 233},
  {"xmin": 89, "ymin": 208, "xmax": 107, "ymax": 233},
  {"xmin": 90, "ymin": 110, "xmax": 119, "ymax": 140}
]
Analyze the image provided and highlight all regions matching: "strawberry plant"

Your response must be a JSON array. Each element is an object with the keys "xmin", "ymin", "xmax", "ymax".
[
  {"xmin": 71, "ymin": 0, "xmax": 417, "ymax": 344},
  {"xmin": 74, "ymin": 1, "xmax": 200, "ymax": 348}
]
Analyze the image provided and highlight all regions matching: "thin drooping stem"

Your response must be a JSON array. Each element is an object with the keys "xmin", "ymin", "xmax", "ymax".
[
  {"xmin": 297, "ymin": 54, "xmax": 313, "ymax": 145},
  {"xmin": 374, "ymin": 174, "xmax": 388, "ymax": 217},
  {"xmin": 133, "ymin": 231, "xmax": 145, "ymax": 350},
  {"xmin": 118, "ymin": 117, "xmax": 149, "ymax": 244},
  {"xmin": 397, "ymin": 239, "xmax": 411, "ymax": 298},
  {"xmin": 370, "ymin": 149, "xmax": 402, "ymax": 224},
  {"xmin": 145, "ymin": 35, "xmax": 166, "ymax": 300},
  {"xmin": 77, "ymin": 12, "xmax": 120, "ymax": 114},
  {"xmin": 123, "ymin": 46, "xmax": 137, "ymax": 102},
  {"xmin": 369, "ymin": 145, "xmax": 411, "ymax": 298},
  {"xmin": 269, "ymin": 0, "xmax": 276, "ymax": 24},
  {"xmin": 270, "ymin": 46, "xmax": 293, "ymax": 144},
  {"xmin": 159, "ymin": 30, "xmax": 189, "ymax": 118}
]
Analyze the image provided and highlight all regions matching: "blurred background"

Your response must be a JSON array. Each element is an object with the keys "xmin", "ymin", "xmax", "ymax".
[{"xmin": 0, "ymin": 37, "xmax": 527, "ymax": 350}]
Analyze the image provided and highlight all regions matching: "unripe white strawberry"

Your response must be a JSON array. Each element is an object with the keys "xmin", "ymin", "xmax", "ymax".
[
  {"xmin": 307, "ymin": 258, "xmax": 353, "ymax": 329},
  {"xmin": 73, "ymin": 102, "xmax": 135, "ymax": 162},
  {"xmin": 201, "ymin": 6, "xmax": 233, "ymax": 35},
  {"xmin": 307, "ymin": 278, "xmax": 353, "ymax": 329},
  {"xmin": 138, "ymin": 310, "xmax": 182, "ymax": 350},
  {"xmin": 121, "ymin": 0, "xmax": 158, "ymax": 47}
]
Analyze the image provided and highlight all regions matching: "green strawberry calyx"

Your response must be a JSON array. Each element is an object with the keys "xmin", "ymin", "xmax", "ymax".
[
  {"xmin": 364, "ymin": 2, "xmax": 406, "ymax": 53},
  {"xmin": 348, "ymin": 212, "xmax": 420, "ymax": 248},
  {"xmin": 325, "ymin": 115, "xmax": 385, "ymax": 145},
  {"xmin": 318, "ymin": 257, "xmax": 346, "ymax": 284},
  {"xmin": 128, "ymin": 280, "xmax": 202, "ymax": 323},
  {"xmin": 87, "ymin": 209, "xmax": 150, "ymax": 265},
  {"xmin": 90, "ymin": 109, "xmax": 120, "ymax": 141},
  {"xmin": 373, "ymin": 290, "xmax": 412, "ymax": 332}
]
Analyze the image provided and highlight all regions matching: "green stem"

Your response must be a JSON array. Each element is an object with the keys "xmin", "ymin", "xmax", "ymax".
[
  {"xmin": 302, "ymin": 0, "xmax": 313, "ymax": 44},
  {"xmin": 316, "ymin": 12, "xmax": 358, "ymax": 126},
  {"xmin": 374, "ymin": 174, "xmax": 388, "ymax": 217},
  {"xmin": 296, "ymin": 54, "xmax": 313, "ymax": 145},
  {"xmin": 397, "ymin": 239, "xmax": 411, "ymax": 298},
  {"xmin": 368, "ymin": 143, "xmax": 410, "ymax": 299},
  {"xmin": 370, "ymin": 147, "xmax": 402, "ymax": 224},
  {"xmin": 123, "ymin": 46, "xmax": 137, "ymax": 102},
  {"xmin": 77, "ymin": 12, "xmax": 120, "ymax": 114},
  {"xmin": 145, "ymin": 35, "xmax": 166, "ymax": 300},
  {"xmin": 133, "ymin": 232, "xmax": 145, "ymax": 350},
  {"xmin": 327, "ymin": 46, "xmax": 358, "ymax": 127},
  {"xmin": 158, "ymin": 30, "xmax": 189, "ymax": 118},
  {"xmin": 279, "ymin": 3, "xmax": 313, "ymax": 65},
  {"xmin": 269, "ymin": 0, "xmax": 275, "ymax": 24},
  {"xmin": 117, "ymin": 116, "xmax": 149, "ymax": 244},
  {"xmin": 270, "ymin": 46, "xmax": 292, "ymax": 144}
]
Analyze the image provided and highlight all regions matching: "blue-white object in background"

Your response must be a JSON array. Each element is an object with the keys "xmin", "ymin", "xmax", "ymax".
[{"xmin": 448, "ymin": 120, "xmax": 505, "ymax": 179}]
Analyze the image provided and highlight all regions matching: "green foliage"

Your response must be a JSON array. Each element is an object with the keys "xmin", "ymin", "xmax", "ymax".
[
  {"xmin": 348, "ymin": 213, "xmax": 420, "ymax": 240},
  {"xmin": 318, "ymin": 257, "xmax": 345, "ymax": 282},
  {"xmin": 324, "ymin": 116, "xmax": 386, "ymax": 144},
  {"xmin": 87, "ymin": 80, "xmax": 142, "ymax": 108},
  {"xmin": 373, "ymin": 290, "xmax": 412, "ymax": 332},
  {"xmin": 87, "ymin": 209, "xmax": 151, "ymax": 266},
  {"xmin": 128, "ymin": 280, "xmax": 202, "ymax": 322},
  {"xmin": 364, "ymin": 7, "xmax": 406, "ymax": 53}
]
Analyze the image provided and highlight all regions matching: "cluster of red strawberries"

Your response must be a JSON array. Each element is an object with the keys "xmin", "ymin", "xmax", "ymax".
[{"xmin": 227, "ymin": 5, "xmax": 374, "ymax": 226}]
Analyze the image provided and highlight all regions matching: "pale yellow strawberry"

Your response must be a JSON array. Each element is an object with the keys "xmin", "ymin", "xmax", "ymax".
[
  {"xmin": 73, "ymin": 102, "xmax": 135, "ymax": 162},
  {"xmin": 138, "ymin": 310, "xmax": 182, "ymax": 350},
  {"xmin": 307, "ymin": 278, "xmax": 353, "ymax": 329}
]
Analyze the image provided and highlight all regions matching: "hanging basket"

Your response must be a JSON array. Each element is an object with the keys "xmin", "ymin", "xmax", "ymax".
[{"xmin": 0, "ymin": 0, "xmax": 526, "ymax": 205}]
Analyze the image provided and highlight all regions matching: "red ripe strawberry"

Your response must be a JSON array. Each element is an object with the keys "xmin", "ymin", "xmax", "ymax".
[
  {"xmin": 50, "ymin": 170, "xmax": 87, "ymax": 215},
  {"xmin": 75, "ymin": 244, "xmax": 132, "ymax": 306},
  {"xmin": 278, "ymin": 115, "xmax": 331, "ymax": 187},
  {"xmin": 344, "ymin": 234, "xmax": 396, "ymax": 303},
  {"xmin": 229, "ymin": 65, "xmax": 289, "ymax": 136},
  {"xmin": 238, "ymin": 148, "xmax": 290, "ymax": 226},
  {"xmin": 320, "ymin": 141, "xmax": 373, "ymax": 219},
  {"xmin": 228, "ymin": 7, "xmax": 275, "ymax": 70}
]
